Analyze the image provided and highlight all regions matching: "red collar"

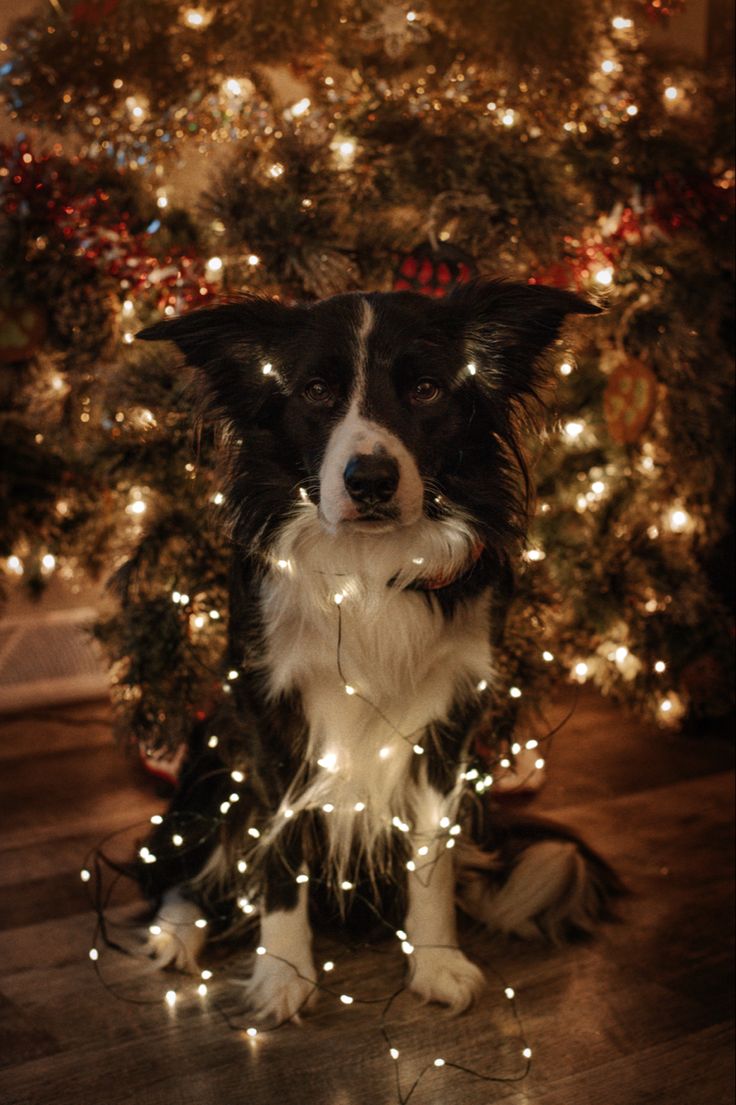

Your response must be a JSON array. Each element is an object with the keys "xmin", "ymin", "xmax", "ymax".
[{"xmin": 408, "ymin": 540, "xmax": 485, "ymax": 592}]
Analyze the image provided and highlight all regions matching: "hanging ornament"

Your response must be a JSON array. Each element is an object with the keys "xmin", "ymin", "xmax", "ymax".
[
  {"xmin": 71, "ymin": 0, "xmax": 121, "ymax": 24},
  {"xmin": 392, "ymin": 242, "xmax": 477, "ymax": 298},
  {"xmin": 361, "ymin": 3, "xmax": 430, "ymax": 59},
  {"xmin": 603, "ymin": 359, "xmax": 658, "ymax": 444},
  {"xmin": 642, "ymin": 0, "xmax": 687, "ymax": 23},
  {"xmin": 0, "ymin": 297, "xmax": 47, "ymax": 363}
]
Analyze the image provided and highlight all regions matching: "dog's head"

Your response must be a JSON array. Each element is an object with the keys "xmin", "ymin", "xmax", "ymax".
[{"xmin": 138, "ymin": 282, "xmax": 599, "ymax": 548}]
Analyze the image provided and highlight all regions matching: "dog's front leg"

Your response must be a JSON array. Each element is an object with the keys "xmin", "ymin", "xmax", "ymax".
[
  {"xmin": 245, "ymin": 833, "xmax": 317, "ymax": 1024},
  {"xmin": 405, "ymin": 784, "xmax": 484, "ymax": 1013}
]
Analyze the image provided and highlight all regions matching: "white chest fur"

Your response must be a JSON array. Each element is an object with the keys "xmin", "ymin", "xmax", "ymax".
[{"xmin": 251, "ymin": 509, "xmax": 493, "ymax": 880}]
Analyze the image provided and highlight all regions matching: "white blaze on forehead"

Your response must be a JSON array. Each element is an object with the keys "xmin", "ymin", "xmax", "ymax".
[
  {"xmin": 353, "ymin": 296, "xmax": 374, "ymax": 397},
  {"xmin": 318, "ymin": 298, "xmax": 424, "ymax": 529}
]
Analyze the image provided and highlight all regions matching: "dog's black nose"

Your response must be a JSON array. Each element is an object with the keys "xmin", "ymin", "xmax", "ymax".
[{"xmin": 344, "ymin": 454, "xmax": 399, "ymax": 505}]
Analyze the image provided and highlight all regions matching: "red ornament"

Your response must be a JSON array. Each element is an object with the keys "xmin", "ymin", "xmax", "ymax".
[
  {"xmin": 392, "ymin": 243, "xmax": 477, "ymax": 298},
  {"xmin": 71, "ymin": 0, "xmax": 121, "ymax": 25},
  {"xmin": 603, "ymin": 359, "xmax": 658, "ymax": 444}
]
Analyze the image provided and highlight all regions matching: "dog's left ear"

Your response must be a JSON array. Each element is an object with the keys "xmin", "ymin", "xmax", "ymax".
[{"xmin": 447, "ymin": 279, "xmax": 601, "ymax": 395}]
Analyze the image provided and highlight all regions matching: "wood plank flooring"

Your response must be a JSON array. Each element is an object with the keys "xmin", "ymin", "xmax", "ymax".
[{"xmin": 0, "ymin": 692, "xmax": 733, "ymax": 1105}]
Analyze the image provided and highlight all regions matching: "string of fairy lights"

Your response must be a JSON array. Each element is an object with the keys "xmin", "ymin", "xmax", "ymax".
[
  {"xmin": 82, "ymin": 824, "xmax": 535, "ymax": 1103},
  {"xmin": 74, "ymin": 522, "xmax": 588, "ymax": 1100}
]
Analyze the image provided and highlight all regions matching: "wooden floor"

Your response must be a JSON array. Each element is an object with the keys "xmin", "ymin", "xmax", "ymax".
[{"xmin": 0, "ymin": 691, "xmax": 733, "ymax": 1105}]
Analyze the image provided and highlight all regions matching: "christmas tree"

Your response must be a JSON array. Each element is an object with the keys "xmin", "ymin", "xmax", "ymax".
[{"xmin": 0, "ymin": 0, "xmax": 733, "ymax": 758}]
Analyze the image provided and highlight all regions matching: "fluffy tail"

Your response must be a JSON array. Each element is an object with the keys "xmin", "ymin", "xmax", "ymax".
[{"xmin": 456, "ymin": 808, "xmax": 626, "ymax": 942}]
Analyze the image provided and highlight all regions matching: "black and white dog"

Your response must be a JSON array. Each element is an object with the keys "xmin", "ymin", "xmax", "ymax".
[{"xmin": 136, "ymin": 281, "xmax": 618, "ymax": 1022}]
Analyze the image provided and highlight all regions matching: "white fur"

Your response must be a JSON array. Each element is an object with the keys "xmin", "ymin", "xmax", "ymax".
[
  {"xmin": 404, "ymin": 787, "xmax": 485, "ymax": 1012},
  {"xmin": 250, "ymin": 506, "xmax": 493, "ymax": 887},
  {"xmin": 144, "ymin": 888, "xmax": 208, "ymax": 973}
]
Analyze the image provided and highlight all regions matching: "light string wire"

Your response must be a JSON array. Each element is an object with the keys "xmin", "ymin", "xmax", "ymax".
[
  {"xmin": 83, "ymin": 830, "xmax": 533, "ymax": 1104},
  {"xmin": 78, "ymin": 559, "xmax": 576, "ymax": 1099}
]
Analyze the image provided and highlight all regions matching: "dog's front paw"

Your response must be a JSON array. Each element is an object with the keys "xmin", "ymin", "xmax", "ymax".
[
  {"xmin": 408, "ymin": 946, "xmax": 485, "ymax": 1014},
  {"xmin": 244, "ymin": 954, "xmax": 318, "ymax": 1025}
]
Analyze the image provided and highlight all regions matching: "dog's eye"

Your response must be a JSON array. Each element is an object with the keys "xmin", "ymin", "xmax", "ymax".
[
  {"xmin": 410, "ymin": 378, "xmax": 443, "ymax": 405},
  {"xmin": 303, "ymin": 379, "xmax": 334, "ymax": 405}
]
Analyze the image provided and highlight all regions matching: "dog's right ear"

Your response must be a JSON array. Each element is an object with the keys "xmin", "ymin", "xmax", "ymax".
[
  {"xmin": 137, "ymin": 296, "xmax": 308, "ymax": 423},
  {"xmin": 136, "ymin": 296, "xmax": 304, "ymax": 372}
]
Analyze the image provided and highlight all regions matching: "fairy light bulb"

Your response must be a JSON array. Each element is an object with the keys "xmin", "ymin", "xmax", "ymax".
[
  {"xmin": 612, "ymin": 16, "xmax": 633, "ymax": 29},
  {"xmin": 501, "ymin": 109, "xmax": 516, "ymax": 126},
  {"xmin": 626, "ymin": 104, "xmax": 639, "ymax": 117},
  {"xmin": 594, "ymin": 266, "xmax": 614, "ymax": 286},
  {"xmin": 172, "ymin": 833, "xmax": 183, "ymax": 846},
  {"xmin": 601, "ymin": 59, "xmax": 616, "ymax": 74},
  {"xmin": 201, "ymin": 970, "xmax": 213, "ymax": 980},
  {"xmin": 89, "ymin": 948, "xmax": 99, "ymax": 961},
  {"xmin": 574, "ymin": 661, "xmax": 589, "ymax": 681},
  {"xmin": 564, "ymin": 420, "xmax": 584, "ymax": 440},
  {"xmin": 296, "ymin": 873, "xmax": 309, "ymax": 884},
  {"xmin": 205, "ymin": 256, "xmax": 223, "ymax": 275},
  {"xmin": 654, "ymin": 660, "xmax": 666, "ymax": 673},
  {"xmin": 559, "ymin": 360, "xmax": 573, "ymax": 376},
  {"xmin": 340, "ymin": 994, "xmax": 354, "ymax": 1005},
  {"xmin": 197, "ymin": 983, "xmax": 208, "ymax": 996},
  {"xmin": 268, "ymin": 163, "xmax": 284, "ymax": 179},
  {"xmin": 262, "ymin": 362, "xmax": 273, "ymax": 375},
  {"xmin": 318, "ymin": 752, "xmax": 338, "ymax": 772},
  {"xmin": 323, "ymin": 961, "xmax": 334, "ymax": 971},
  {"xmin": 247, "ymin": 254, "xmax": 260, "ymax": 266},
  {"xmin": 509, "ymin": 686, "xmax": 522, "ymax": 699},
  {"xmin": 345, "ymin": 684, "xmax": 356, "ymax": 696},
  {"xmin": 466, "ymin": 361, "xmax": 477, "ymax": 375},
  {"xmin": 289, "ymin": 97, "xmax": 311, "ymax": 117},
  {"xmin": 334, "ymin": 592, "xmax": 345, "ymax": 605},
  {"xmin": 165, "ymin": 990, "xmax": 177, "ymax": 1006},
  {"xmin": 433, "ymin": 1058, "xmax": 446, "ymax": 1067},
  {"xmin": 668, "ymin": 507, "xmax": 690, "ymax": 533},
  {"xmin": 505, "ymin": 986, "xmax": 515, "ymax": 999},
  {"xmin": 542, "ymin": 650, "xmax": 554, "ymax": 662},
  {"xmin": 522, "ymin": 1046, "xmax": 533, "ymax": 1059},
  {"xmin": 664, "ymin": 85, "xmax": 679, "ymax": 101},
  {"xmin": 477, "ymin": 679, "xmax": 488, "ymax": 691},
  {"xmin": 7, "ymin": 555, "xmax": 25, "ymax": 575},
  {"xmin": 390, "ymin": 1048, "xmax": 400, "ymax": 1060},
  {"xmin": 237, "ymin": 859, "xmax": 248, "ymax": 873},
  {"xmin": 246, "ymin": 1027, "xmax": 258, "ymax": 1038},
  {"xmin": 182, "ymin": 7, "xmax": 211, "ymax": 28}
]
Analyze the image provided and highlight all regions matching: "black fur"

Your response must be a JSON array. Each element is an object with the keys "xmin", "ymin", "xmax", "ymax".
[{"xmin": 135, "ymin": 283, "xmax": 614, "ymax": 966}]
